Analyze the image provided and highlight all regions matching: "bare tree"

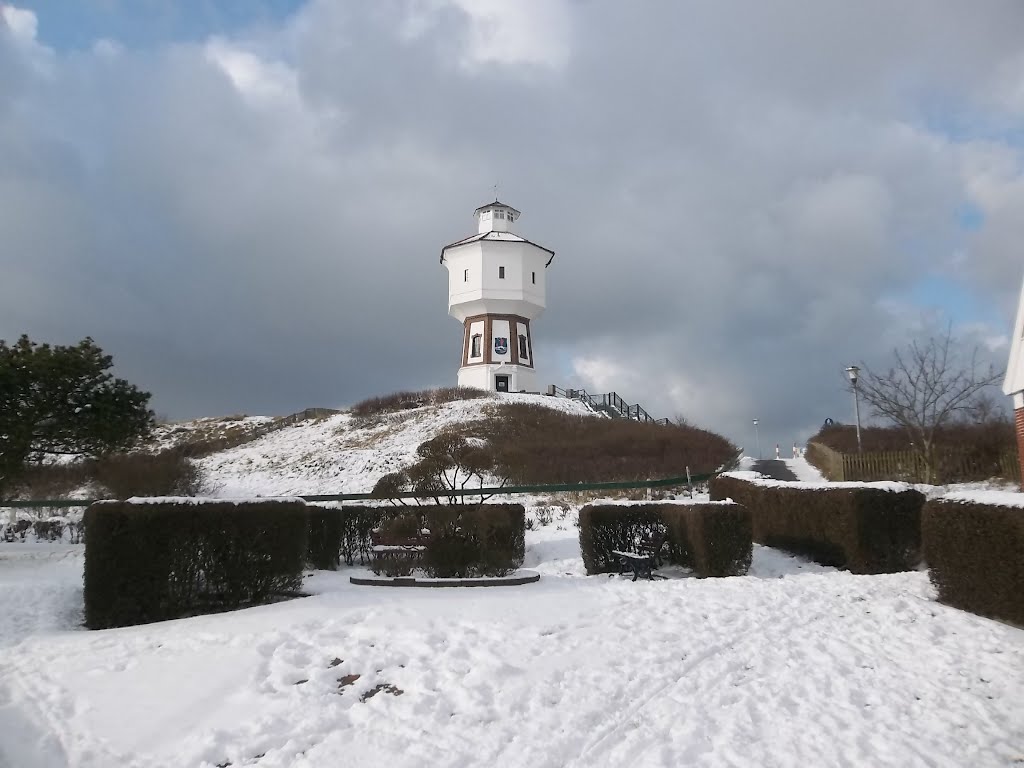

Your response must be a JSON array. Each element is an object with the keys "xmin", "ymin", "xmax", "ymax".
[
  {"xmin": 856, "ymin": 327, "xmax": 1004, "ymax": 483},
  {"xmin": 371, "ymin": 431, "xmax": 506, "ymax": 505}
]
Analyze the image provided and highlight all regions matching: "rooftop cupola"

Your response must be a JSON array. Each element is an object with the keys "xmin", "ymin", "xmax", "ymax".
[{"xmin": 475, "ymin": 200, "xmax": 520, "ymax": 234}]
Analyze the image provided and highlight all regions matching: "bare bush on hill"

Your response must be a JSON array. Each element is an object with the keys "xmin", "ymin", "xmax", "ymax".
[
  {"xmin": 94, "ymin": 449, "xmax": 206, "ymax": 498},
  {"xmin": 14, "ymin": 448, "xmax": 206, "ymax": 501},
  {"xmin": 467, "ymin": 402, "xmax": 737, "ymax": 484},
  {"xmin": 15, "ymin": 462, "xmax": 95, "ymax": 500},
  {"xmin": 350, "ymin": 387, "xmax": 491, "ymax": 417}
]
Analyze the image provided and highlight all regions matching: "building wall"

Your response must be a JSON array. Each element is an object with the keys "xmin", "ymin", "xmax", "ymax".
[
  {"xmin": 463, "ymin": 319, "xmax": 485, "ymax": 365},
  {"xmin": 457, "ymin": 365, "xmax": 493, "ymax": 391},
  {"xmin": 1016, "ymin": 406, "xmax": 1024, "ymax": 491},
  {"xmin": 516, "ymin": 320, "xmax": 531, "ymax": 366},
  {"xmin": 457, "ymin": 364, "xmax": 537, "ymax": 393},
  {"xmin": 480, "ymin": 243, "xmax": 547, "ymax": 309},
  {"xmin": 444, "ymin": 241, "xmax": 548, "ymax": 322},
  {"xmin": 460, "ymin": 315, "xmax": 533, "ymax": 369},
  {"xmin": 446, "ymin": 244, "xmax": 484, "ymax": 308}
]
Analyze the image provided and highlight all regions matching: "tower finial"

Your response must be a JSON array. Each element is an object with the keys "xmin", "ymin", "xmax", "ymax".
[{"xmin": 493, "ymin": 181, "xmax": 499, "ymax": 201}]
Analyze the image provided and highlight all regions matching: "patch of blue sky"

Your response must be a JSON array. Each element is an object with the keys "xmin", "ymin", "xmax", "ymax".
[
  {"xmin": 16, "ymin": 0, "xmax": 306, "ymax": 51},
  {"xmin": 955, "ymin": 202, "xmax": 985, "ymax": 232},
  {"xmin": 917, "ymin": 98, "xmax": 1024, "ymax": 150},
  {"xmin": 905, "ymin": 274, "xmax": 1004, "ymax": 328}
]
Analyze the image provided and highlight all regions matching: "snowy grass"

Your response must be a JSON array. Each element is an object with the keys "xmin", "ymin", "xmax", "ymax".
[
  {"xmin": 2, "ymin": 507, "xmax": 1023, "ymax": 768},
  {"xmin": 198, "ymin": 393, "xmax": 595, "ymax": 498},
  {"xmin": 1, "ymin": 438, "xmax": 1021, "ymax": 766}
]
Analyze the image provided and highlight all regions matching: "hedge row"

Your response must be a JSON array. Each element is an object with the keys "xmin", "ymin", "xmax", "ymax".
[
  {"xmin": 709, "ymin": 475, "xmax": 923, "ymax": 573},
  {"xmin": 84, "ymin": 500, "xmax": 308, "ymax": 629},
  {"xmin": 307, "ymin": 504, "xmax": 525, "ymax": 578},
  {"xmin": 579, "ymin": 502, "xmax": 751, "ymax": 578},
  {"xmin": 923, "ymin": 498, "xmax": 1024, "ymax": 626}
]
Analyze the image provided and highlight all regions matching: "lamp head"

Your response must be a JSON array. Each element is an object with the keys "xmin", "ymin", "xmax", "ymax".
[{"xmin": 845, "ymin": 365, "xmax": 860, "ymax": 385}]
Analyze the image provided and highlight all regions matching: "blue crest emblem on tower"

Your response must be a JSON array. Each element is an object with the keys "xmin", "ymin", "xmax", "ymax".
[{"xmin": 494, "ymin": 337, "xmax": 508, "ymax": 355}]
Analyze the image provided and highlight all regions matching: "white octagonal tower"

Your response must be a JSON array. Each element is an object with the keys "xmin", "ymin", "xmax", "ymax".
[{"xmin": 440, "ymin": 200, "xmax": 555, "ymax": 393}]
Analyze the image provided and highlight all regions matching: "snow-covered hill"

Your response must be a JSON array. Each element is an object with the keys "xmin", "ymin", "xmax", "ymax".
[{"xmin": 198, "ymin": 393, "xmax": 594, "ymax": 497}]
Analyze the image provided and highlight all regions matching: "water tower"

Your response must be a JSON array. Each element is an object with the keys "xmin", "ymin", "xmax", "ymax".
[{"xmin": 440, "ymin": 200, "xmax": 554, "ymax": 392}]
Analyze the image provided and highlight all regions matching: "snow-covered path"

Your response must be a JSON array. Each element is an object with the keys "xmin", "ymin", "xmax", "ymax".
[
  {"xmin": 0, "ymin": 545, "xmax": 83, "ymax": 649},
  {"xmin": 1, "ymin": 528, "xmax": 1022, "ymax": 768}
]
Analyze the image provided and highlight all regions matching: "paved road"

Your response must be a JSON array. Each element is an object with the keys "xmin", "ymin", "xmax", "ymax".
[{"xmin": 751, "ymin": 459, "xmax": 798, "ymax": 481}]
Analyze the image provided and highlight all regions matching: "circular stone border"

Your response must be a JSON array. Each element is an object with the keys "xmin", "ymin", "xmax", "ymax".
[{"xmin": 350, "ymin": 569, "xmax": 540, "ymax": 588}]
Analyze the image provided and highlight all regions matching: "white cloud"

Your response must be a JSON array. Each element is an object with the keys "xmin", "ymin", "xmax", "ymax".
[
  {"xmin": 405, "ymin": 0, "xmax": 571, "ymax": 72},
  {"xmin": 204, "ymin": 38, "xmax": 300, "ymax": 108},
  {"xmin": 571, "ymin": 355, "xmax": 632, "ymax": 395},
  {"xmin": 987, "ymin": 51, "xmax": 1024, "ymax": 115},
  {"xmin": 1, "ymin": 0, "xmax": 1022, "ymax": 443},
  {"xmin": 92, "ymin": 38, "xmax": 122, "ymax": 58},
  {"xmin": 0, "ymin": 4, "xmax": 37, "ymax": 42}
]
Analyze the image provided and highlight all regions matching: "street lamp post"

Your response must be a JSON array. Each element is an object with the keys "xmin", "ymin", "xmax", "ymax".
[
  {"xmin": 845, "ymin": 366, "xmax": 863, "ymax": 453},
  {"xmin": 752, "ymin": 418, "xmax": 761, "ymax": 459}
]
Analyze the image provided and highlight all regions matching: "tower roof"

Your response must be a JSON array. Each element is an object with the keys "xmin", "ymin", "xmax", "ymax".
[
  {"xmin": 474, "ymin": 200, "xmax": 521, "ymax": 216},
  {"xmin": 439, "ymin": 231, "xmax": 555, "ymax": 263}
]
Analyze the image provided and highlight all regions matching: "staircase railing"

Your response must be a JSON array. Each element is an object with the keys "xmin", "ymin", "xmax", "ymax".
[{"xmin": 546, "ymin": 385, "xmax": 671, "ymax": 426}]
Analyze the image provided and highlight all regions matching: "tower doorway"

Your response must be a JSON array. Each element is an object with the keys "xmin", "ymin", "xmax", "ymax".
[{"xmin": 495, "ymin": 375, "xmax": 509, "ymax": 392}]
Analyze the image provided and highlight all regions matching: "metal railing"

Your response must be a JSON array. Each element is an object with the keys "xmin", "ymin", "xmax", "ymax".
[{"xmin": 547, "ymin": 385, "xmax": 671, "ymax": 425}]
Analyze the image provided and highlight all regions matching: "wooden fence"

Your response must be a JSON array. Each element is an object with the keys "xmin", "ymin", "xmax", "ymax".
[{"xmin": 806, "ymin": 442, "xmax": 1021, "ymax": 484}]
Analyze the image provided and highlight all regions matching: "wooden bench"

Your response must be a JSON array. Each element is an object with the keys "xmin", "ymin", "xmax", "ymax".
[
  {"xmin": 612, "ymin": 530, "xmax": 669, "ymax": 581},
  {"xmin": 370, "ymin": 528, "xmax": 429, "ymax": 576}
]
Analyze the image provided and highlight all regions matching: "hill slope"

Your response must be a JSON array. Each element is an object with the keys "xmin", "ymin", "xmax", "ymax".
[{"xmin": 198, "ymin": 393, "xmax": 593, "ymax": 497}]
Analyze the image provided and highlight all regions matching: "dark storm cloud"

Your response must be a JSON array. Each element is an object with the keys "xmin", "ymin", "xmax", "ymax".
[{"xmin": 1, "ymin": 0, "xmax": 1022, "ymax": 448}]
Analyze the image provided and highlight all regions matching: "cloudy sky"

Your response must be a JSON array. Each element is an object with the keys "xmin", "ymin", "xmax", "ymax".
[{"xmin": 2, "ymin": 1, "xmax": 1023, "ymax": 452}]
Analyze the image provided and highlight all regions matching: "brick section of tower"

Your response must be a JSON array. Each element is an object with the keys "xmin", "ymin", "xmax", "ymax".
[{"xmin": 1016, "ymin": 408, "xmax": 1024, "ymax": 491}]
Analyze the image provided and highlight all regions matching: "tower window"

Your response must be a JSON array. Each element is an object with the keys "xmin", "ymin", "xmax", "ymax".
[
  {"xmin": 532, "ymin": 271, "xmax": 536, "ymax": 284},
  {"xmin": 499, "ymin": 266, "xmax": 505, "ymax": 279},
  {"xmin": 471, "ymin": 334, "xmax": 481, "ymax": 358},
  {"xmin": 463, "ymin": 269, "xmax": 468, "ymax": 282},
  {"xmin": 519, "ymin": 335, "xmax": 528, "ymax": 358}
]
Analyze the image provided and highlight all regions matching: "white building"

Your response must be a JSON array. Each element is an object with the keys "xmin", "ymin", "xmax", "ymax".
[
  {"xmin": 440, "ymin": 200, "xmax": 554, "ymax": 393},
  {"xmin": 1002, "ymin": 274, "xmax": 1024, "ymax": 488}
]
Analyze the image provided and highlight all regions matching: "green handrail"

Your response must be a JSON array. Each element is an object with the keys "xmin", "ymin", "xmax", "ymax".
[{"xmin": 1, "ymin": 472, "xmax": 714, "ymax": 508}]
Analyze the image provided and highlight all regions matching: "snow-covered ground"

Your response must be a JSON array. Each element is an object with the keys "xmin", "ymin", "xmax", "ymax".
[
  {"xmin": 2, "ymin": 510, "xmax": 1023, "ymax": 768},
  {"xmin": 783, "ymin": 456, "xmax": 826, "ymax": 482},
  {"xmin": 2, "ymin": 417, "xmax": 1022, "ymax": 766}
]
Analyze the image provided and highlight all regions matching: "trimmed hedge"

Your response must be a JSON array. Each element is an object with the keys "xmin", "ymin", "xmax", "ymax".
[
  {"xmin": 579, "ymin": 502, "xmax": 751, "ymax": 578},
  {"xmin": 84, "ymin": 499, "xmax": 308, "ymax": 629},
  {"xmin": 306, "ymin": 504, "xmax": 525, "ymax": 578},
  {"xmin": 307, "ymin": 505, "xmax": 369, "ymax": 570},
  {"xmin": 924, "ymin": 499, "xmax": 1024, "ymax": 625},
  {"xmin": 709, "ymin": 475, "xmax": 924, "ymax": 573},
  {"xmin": 422, "ymin": 504, "xmax": 525, "ymax": 577}
]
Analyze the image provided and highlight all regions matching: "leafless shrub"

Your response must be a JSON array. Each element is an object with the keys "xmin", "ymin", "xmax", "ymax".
[
  {"xmin": 94, "ymin": 449, "xmax": 206, "ymax": 499},
  {"xmin": 854, "ymin": 327, "xmax": 1004, "ymax": 483},
  {"xmin": 350, "ymin": 387, "xmax": 491, "ymax": 417}
]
